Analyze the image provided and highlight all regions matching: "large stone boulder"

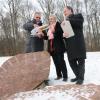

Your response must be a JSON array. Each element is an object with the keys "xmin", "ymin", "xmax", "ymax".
[
  {"xmin": 0, "ymin": 51, "xmax": 50, "ymax": 98},
  {"xmin": 6, "ymin": 84, "xmax": 100, "ymax": 100}
]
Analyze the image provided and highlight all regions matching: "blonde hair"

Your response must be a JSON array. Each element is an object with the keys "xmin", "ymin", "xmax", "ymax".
[
  {"xmin": 49, "ymin": 15, "xmax": 57, "ymax": 21},
  {"xmin": 49, "ymin": 14, "xmax": 56, "ymax": 18}
]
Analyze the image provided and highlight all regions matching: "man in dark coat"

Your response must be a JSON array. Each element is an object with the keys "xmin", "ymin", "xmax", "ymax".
[
  {"xmin": 23, "ymin": 12, "xmax": 44, "ymax": 53},
  {"xmin": 63, "ymin": 6, "xmax": 86, "ymax": 84},
  {"xmin": 44, "ymin": 15, "xmax": 68, "ymax": 81}
]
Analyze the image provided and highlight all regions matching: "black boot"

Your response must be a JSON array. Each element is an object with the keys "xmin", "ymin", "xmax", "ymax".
[
  {"xmin": 62, "ymin": 78, "xmax": 68, "ymax": 81},
  {"xmin": 76, "ymin": 79, "xmax": 83, "ymax": 85},
  {"xmin": 70, "ymin": 78, "xmax": 78, "ymax": 82},
  {"xmin": 54, "ymin": 76, "xmax": 62, "ymax": 80}
]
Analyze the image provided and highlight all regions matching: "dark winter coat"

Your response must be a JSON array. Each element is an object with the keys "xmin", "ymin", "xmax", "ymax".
[
  {"xmin": 23, "ymin": 19, "xmax": 42, "ymax": 32},
  {"xmin": 44, "ymin": 22, "xmax": 66, "ymax": 55},
  {"xmin": 64, "ymin": 13, "xmax": 86, "ymax": 60}
]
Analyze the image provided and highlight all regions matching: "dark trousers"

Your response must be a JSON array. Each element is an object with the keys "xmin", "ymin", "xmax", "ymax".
[
  {"xmin": 51, "ymin": 53, "xmax": 68, "ymax": 78},
  {"xmin": 25, "ymin": 37, "xmax": 44, "ymax": 53},
  {"xmin": 68, "ymin": 58, "xmax": 85, "ymax": 80}
]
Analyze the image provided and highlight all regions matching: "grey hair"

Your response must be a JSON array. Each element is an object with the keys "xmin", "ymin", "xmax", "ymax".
[{"xmin": 33, "ymin": 12, "xmax": 41, "ymax": 18}]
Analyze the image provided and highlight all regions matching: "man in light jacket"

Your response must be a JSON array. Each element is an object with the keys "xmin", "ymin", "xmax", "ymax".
[{"xmin": 23, "ymin": 12, "xmax": 44, "ymax": 53}]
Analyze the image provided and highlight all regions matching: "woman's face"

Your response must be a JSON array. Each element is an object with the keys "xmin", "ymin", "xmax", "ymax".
[{"xmin": 49, "ymin": 16, "xmax": 56, "ymax": 25}]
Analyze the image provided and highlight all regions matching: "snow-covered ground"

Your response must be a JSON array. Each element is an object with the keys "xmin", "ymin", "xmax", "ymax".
[
  {"xmin": 49, "ymin": 52, "xmax": 100, "ymax": 85},
  {"xmin": 0, "ymin": 52, "xmax": 100, "ymax": 100},
  {"xmin": 0, "ymin": 56, "xmax": 12, "ymax": 67}
]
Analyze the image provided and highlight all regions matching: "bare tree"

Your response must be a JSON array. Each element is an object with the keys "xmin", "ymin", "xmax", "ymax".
[
  {"xmin": 0, "ymin": 0, "xmax": 100, "ymax": 56},
  {"xmin": 84, "ymin": 0, "xmax": 100, "ymax": 50},
  {"xmin": 37, "ymin": 0, "xmax": 100, "ymax": 51},
  {"xmin": 0, "ymin": 0, "xmax": 34, "ymax": 55}
]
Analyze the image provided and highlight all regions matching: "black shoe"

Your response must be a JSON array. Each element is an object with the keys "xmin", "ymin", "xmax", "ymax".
[
  {"xmin": 54, "ymin": 77, "xmax": 62, "ymax": 80},
  {"xmin": 63, "ymin": 78, "xmax": 68, "ymax": 81},
  {"xmin": 76, "ymin": 79, "xmax": 83, "ymax": 85},
  {"xmin": 70, "ymin": 78, "xmax": 78, "ymax": 82},
  {"xmin": 44, "ymin": 80, "xmax": 49, "ymax": 86}
]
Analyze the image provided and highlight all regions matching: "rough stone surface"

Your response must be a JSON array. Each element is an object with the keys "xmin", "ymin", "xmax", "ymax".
[
  {"xmin": 0, "ymin": 51, "xmax": 50, "ymax": 98},
  {"xmin": 6, "ymin": 84, "xmax": 100, "ymax": 100}
]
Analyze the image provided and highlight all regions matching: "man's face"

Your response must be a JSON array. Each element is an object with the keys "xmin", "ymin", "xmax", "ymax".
[
  {"xmin": 63, "ymin": 7, "xmax": 72, "ymax": 16},
  {"xmin": 34, "ymin": 14, "xmax": 41, "ymax": 22}
]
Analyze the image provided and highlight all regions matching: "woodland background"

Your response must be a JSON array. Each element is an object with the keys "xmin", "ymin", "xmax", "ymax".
[{"xmin": 0, "ymin": 0, "xmax": 100, "ymax": 56}]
